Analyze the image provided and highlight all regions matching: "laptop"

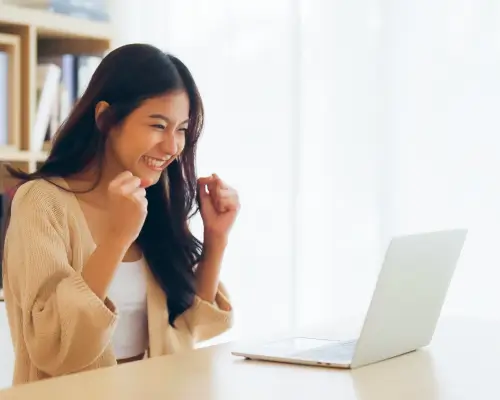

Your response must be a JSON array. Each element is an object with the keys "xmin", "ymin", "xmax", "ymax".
[{"xmin": 231, "ymin": 228, "xmax": 468, "ymax": 369}]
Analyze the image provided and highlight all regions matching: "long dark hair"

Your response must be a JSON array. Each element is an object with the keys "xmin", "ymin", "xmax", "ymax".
[{"xmin": 7, "ymin": 43, "xmax": 204, "ymax": 326}]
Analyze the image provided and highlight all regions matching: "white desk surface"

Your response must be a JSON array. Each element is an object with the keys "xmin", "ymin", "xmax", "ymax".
[{"xmin": 0, "ymin": 316, "xmax": 498, "ymax": 399}]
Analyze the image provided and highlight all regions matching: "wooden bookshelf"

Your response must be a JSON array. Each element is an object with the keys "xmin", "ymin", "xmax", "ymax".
[
  {"xmin": 0, "ymin": 3, "xmax": 113, "ymax": 39},
  {"xmin": 0, "ymin": 3, "xmax": 114, "ymax": 191},
  {"xmin": 0, "ymin": 149, "xmax": 47, "ymax": 161}
]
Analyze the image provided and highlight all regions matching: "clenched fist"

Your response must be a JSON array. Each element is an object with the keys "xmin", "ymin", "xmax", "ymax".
[
  {"xmin": 198, "ymin": 174, "xmax": 240, "ymax": 240},
  {"xmin": 106, "ymin": 171, "xmax": 151, "ymax": 247}
]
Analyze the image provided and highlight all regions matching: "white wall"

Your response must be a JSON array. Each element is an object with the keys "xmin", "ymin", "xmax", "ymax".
[
  {"xmin": 177, "ymin": 0, "xmax": 298, "ymax": 338},
  {"xmin": 382, "ymin": 0, "xmax": 500, "ymax": 320},
  {"xmin": 110, "ymin": 0, "xmax": 383, "ymax": 338},
  {"xmin": 111, "ymin": 0, "xmax": 500, "ymax": 339},
  {"xmin": 295, "ymin": 0, "xmax": 383, "ymax": 328}
]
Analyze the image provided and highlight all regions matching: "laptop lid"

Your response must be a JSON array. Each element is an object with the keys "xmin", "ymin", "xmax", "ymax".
[{"xmin": 350, "ymin": 229, "xmax": 468, "ymax": 368}]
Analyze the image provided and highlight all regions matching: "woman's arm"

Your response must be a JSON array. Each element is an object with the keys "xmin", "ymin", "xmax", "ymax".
[
  {"xmin": 178, "ymin": 174, "xmax": 239, "ymax": 342},
  {"xmin": 194, "ymin": 234, "xmax": 228, "ymax": 303},
  {"xmin": 81, "ymin": 237, "xmax": 128, "ymax": 300},
  {"xmin": 83, "ymin": 170, "xmax": 148, "ymax": 300},
  {"xmin": 4, "ymin": 183, "xmax": 118, "ymax": 376},
  {"xmin": 178, "ymin": 234, "xmax": 233, "ymax": 343},
  {"xmin": 194, "ymin": 174, "xmax": 239, "ymax": 303}
]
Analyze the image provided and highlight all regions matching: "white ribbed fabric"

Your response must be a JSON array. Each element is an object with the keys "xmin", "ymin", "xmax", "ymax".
[{"xmin": 108, "ymin": 257, "xmax": 149, "ymax": 359}]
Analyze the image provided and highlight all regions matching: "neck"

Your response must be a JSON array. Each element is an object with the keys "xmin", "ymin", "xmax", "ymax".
[{"xmin": 68, "ymin": 154, "xmax": 125, "ymax": 200}]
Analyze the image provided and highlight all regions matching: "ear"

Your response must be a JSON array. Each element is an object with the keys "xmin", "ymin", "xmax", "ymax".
[
  {"xmin": 95, "ymin": 101, "xmax": 110, "ymax": 132},
  {"xmin": 95, "ymin": 100, "xmax": 110, "ymax": 122}
]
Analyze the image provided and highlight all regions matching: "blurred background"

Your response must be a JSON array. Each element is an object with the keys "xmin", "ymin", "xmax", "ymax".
[{"xmin": 0, "ymin": 0, "xmax": 499, "ymax": 387}]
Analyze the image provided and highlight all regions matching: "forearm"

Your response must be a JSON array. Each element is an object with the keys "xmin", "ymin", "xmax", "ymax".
[
  {"xmin": 195, "ymin": 235, "xmax": 228, "ymax": 302},
  {"xmin": 81, "ymin": 238, "xmax": 128, "ymax": 300}
]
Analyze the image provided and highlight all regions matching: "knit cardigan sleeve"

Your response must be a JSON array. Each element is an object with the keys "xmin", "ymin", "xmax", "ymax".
[
  {"xmin": 180, "ymin": 281, "xmax": 234, "ymax": 342},
  {"xmin": 3, "ymin": 182, "xmax": 118, "ymax": 376}
]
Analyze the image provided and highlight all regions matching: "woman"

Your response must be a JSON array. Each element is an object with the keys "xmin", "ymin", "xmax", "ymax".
[{"xmin": 2, "ymin": 43, "xmax": 239, "ymax": 385}]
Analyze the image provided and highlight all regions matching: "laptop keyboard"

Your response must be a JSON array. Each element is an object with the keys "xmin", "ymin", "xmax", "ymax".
[{"xmin": 293, "ymin": 340, "xmax": 357, "ymax": 362}]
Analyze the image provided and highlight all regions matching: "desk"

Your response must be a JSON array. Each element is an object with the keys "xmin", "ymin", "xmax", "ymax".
[{"xmin": 0, "ymin": 317, "xmax": 498, "ymax": 399}]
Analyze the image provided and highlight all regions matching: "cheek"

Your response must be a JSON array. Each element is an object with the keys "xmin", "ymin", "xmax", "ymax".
[
  {"xmin": 110, "ymin": 126, "xmax": 152, "ymax": 160},
  {"xmin": 177, "ymin": 134, "xmax": 187, "ymax": 153}
]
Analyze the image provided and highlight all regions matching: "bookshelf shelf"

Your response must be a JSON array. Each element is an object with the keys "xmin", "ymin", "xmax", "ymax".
[
  {"xmin": 0, "ymin": 3, "xmax": 113, "ymax": 192},
  {"xmin": 0, "ymin": 149, "xmax": 47, "ymax": 162},
  {"xmin": 0, "ymin": 4, "xmax": 114, "ymax": 40}
]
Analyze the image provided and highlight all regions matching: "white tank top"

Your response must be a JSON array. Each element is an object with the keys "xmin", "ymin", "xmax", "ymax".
[{"xmin": 107, "ymin": 257, "xmax": 149, "ymax": 359}]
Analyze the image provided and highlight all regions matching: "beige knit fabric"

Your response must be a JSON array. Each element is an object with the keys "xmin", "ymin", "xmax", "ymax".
[{"xmin": 2, "ymin": 178, "xmax": 233, "ymax": 385}]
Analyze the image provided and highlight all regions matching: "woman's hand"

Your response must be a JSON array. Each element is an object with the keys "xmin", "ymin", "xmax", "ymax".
[
  {"xmin": 195, "ymin": 174, "xmax": 239, "ymax": 302},
  {"xmin": 198, "ymin": 174, "xmax": 240, "ymax": 242},
  {"xmin": 106, "ymin": 171, "xmax": 149, "ymax": 248}
]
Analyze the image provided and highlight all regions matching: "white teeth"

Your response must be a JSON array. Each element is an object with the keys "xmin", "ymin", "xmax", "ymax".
[{"xmin": 143, "ymin": 156, "xmax": 168, "ymax": 169}]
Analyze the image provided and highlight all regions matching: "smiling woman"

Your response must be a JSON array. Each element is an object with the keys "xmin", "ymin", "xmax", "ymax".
[
  {"xmin": 95, "ymin": 92, "xmax": 189, "ymax": 181},
  {"xmin": 1, "ymin": 43, "xmax": 239, "ymax": 385}
]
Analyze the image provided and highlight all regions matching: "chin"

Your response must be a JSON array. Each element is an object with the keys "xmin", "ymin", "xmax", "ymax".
[
  {"xmin": 148, "ymin": 175, "xmax": 163, "ymax": 186},
  {"xmin": 133, "ymin": 166, "xmax": 164, "ymax": 187}
]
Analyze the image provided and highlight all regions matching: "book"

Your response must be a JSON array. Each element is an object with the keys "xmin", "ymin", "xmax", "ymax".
[
  {"xmin": 33, "ymin": 63, "xmax": 61, "ymax": 151},
  {"xmin": 75, "ymin": 55, "xmax": 101, "ymax": 98},
  {"xmin": 34, "ymin": 54, "xmax": 102, "ymax": 151},
  {"xmin": 0, "ymin": 52, "xmax": 8, "ymax": 147}
]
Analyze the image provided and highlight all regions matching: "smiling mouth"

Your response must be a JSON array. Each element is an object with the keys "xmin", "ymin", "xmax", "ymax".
[{"xmin": 142, "ymin": 155, "xmax": 171, "ymax": 170}]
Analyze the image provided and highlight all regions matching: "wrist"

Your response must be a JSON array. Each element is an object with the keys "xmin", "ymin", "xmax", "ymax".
[
  {"xmin": 101, "ymin": 235, "xmax": 130, "ymax": 257},
  {"xmin": 203, "ymin": 231, "xmax": 229, "ymax": 250}
]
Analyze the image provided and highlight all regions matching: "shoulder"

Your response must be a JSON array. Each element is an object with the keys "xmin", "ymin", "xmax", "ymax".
[{"xmin": 11, "ymin": 178, "xmax": 71, "ymax": 216}]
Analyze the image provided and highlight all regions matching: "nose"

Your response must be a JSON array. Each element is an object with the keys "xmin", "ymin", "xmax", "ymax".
[{"xmin": 159, "ymin": 130, "xmax": 178, "ymax": 155}]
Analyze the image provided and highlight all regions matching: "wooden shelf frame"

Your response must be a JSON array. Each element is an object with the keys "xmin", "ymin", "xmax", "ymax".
[
  {"xmin": 0, "ymin": 149, "xmax": 47, "ymax": 162},
  {"xmin": 0, "ymin": 3, "xmax": 114, "ymax": 40},
  {"xmin": 0, "ymin": 32, "xmax": 20, "ymax": 151},
  {"xmin": 0, "ymin": 3, "xmax": 114, "ymax": 178}
]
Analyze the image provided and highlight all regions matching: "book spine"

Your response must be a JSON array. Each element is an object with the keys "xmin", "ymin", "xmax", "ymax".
[{"xmin": 0, "ymin": 52, "xmax": 8, "ymax": 147}]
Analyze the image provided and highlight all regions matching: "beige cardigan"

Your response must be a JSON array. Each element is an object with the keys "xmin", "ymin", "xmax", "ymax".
[{"xmin": 2, "ymin": 178, "xmax": 233, "ymax": 385}]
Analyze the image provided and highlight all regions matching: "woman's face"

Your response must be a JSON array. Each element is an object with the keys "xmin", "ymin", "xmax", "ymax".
[{"xmin": 103, "ymin": 90, "xmax": 190, "ymax": 187}]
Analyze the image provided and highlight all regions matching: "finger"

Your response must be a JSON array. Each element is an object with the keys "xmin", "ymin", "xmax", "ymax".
[
  {"xmin": 199, "ymin": 176, "xmax": 218, "ymax": 200},
  {"xmin": 215, "ymin": 187, "xmax": 236, "ymax": 199},
  {"xmin": 119, "ymin": 176, "xmax": 142, "ymax": 194},
  {"xmin": 207, "ymin": 179, "xmax": 218, "ymax": 196},
  {"xmin": 110, "ymin": 174, "xmax": 139, "ymax": 193},
  {"xmin": 133, "ymin": 189, "xmax": 148, "ymax": 208},
  {"xmin": 131, "ymin": 187, "xmax": 147, "ymax": 200},
  {"xmin": 198, "ymin": 177, "xmax": 216, "ymax": 204},
  {"xmin": 199, "ymin": 183, "xmax": 210, "ymax": 199},
  {"xmin": 212, "ymin": 189, "xmax": 238, "ymax": 212},
  {"xmin": 197, "ymin": 176, "xmax": 215, "ymax": 186},
  {"xmin": 138, "ymin": 197, "xmax": 148, "ymax": 211},
  {"xmin": 116, "ymin": 170, "xmax": 134, "ymax": 181},
  {"xmin": 212, "ymin": 173, "xmax": 228, "ymax": 189},
  {"xmin": 109, "ymin": 171, "xmax": 134, "ymax": 187},
  {"xmin": 218, "ymin": 197, "xmax": 240, "ymax": 212}
]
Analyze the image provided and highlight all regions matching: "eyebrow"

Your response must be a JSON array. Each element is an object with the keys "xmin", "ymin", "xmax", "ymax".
[{"xmin": 149, "ymin": 114, "xmax": 189, "ymax": 125}]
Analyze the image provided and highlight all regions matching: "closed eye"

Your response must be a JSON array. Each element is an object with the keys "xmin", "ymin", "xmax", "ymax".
[{"xmin": 178, "ymin": 128, "xmax": 188, "ymax": 133}]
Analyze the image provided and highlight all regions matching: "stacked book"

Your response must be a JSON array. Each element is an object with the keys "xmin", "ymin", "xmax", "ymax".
[
  {"xmin": 34, "ymin": 54, "xmax": 102, "ymax": 151},
  {"xmin": 2, "ymin": 0, "xmax": 110, "ymax": 22},
  {"xmin": 0, "ymin": 51, "xmax": 7, "ymax": 148}
]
